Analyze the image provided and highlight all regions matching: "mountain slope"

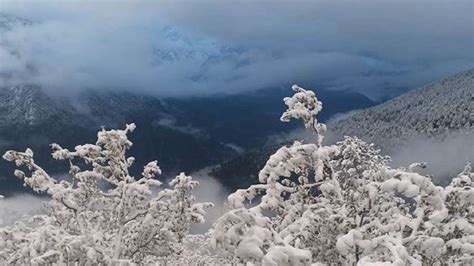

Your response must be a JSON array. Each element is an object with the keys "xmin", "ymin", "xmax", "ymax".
[
  {"xmin": 0, "ymin": 85, "xmax": 67, "ymax": 127},
  {"xmin": 329, "ymin": 69, "xmax": 473, "ymax": 152}
]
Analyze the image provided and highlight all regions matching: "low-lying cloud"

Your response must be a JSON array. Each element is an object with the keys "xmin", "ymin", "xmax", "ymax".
[
  {"xmin": 153, "ymin": 116, "xmax": 206, "ymax": 137},
  {"xmin": 390, "ymin": 133, "xmax": 474, "ymax": 185},
  {"xmin": 1, "ymin": 0, "xmax": 472, "ymax": 99},
  {"xmin": 189, "ymin": 167, "xmax": 230, "ymax": 233},
  {"xmin": 0, "ymin": 194, "xmax": 45, "ymax": 226}
]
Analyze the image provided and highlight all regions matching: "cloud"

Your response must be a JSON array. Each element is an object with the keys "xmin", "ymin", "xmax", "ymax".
[
  {"xmin": 0, "ymin": 0, "xmax": 472, "ymax": 98},
  {"xmin": 188, "ymin": 166, "xmax": 230, "ymax": 233},
  {"xmin": 153, "ymin": 116, "xmax": 206, "ymax": 136},
  {"xmin": 0, "ymin": 193, "xmax": 45, "ymax": 226},
  {"xmin": 390, "ymin": 132, "xmax": 474, "ymax": 185}
]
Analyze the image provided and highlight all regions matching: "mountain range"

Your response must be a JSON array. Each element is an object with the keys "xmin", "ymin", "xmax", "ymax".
[{"xmin": 0, "ymin": 84, "xmax": 373, "ymax": 195}]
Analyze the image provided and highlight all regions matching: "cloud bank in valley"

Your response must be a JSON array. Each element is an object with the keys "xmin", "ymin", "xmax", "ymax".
[
  {"xmin": 0, "ymin": 194, "xmax": 44, "ymax": 226},
  {"xmin": 0, "ymin": 0, "xmax": 472, "ymax": 98},
  {"xmin": 390, "ymin": 133, "xmax": 474, "ymax": 185}
]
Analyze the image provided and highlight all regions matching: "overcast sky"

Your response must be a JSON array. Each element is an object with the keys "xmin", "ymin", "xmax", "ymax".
[{"xmin": 1, "ymin": 0, "xmax": 473, "ymax": 99}]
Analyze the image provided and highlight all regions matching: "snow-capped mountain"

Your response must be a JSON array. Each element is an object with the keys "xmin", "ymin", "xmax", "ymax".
[
  {"xmin": 153, "ymin": 25, "xmax": 244, "ymax": 65},
  {"xmin": 152, "ymin": 25, "xmax": 272, "ymax": 84},
  {"xmin": 329, "ymin": 69, "xmax": 473, "ymax": 152}
]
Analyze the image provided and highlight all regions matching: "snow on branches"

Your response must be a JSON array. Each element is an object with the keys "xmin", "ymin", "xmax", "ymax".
[
  {"xmin": 0, "ymin": 124, "xmax": 212, "ymax": 264},
  {"xmin": 212, "ymin": 85, "xmax": 474, "ymax": 265},
  {"xmin": 280, "ymin": 84, "xmax": 326, "ymax": 145}
]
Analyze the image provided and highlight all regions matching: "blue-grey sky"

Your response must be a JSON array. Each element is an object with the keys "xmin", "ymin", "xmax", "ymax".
[{"xmin": 1, "ymin": 0, "xmax": 473, "ymax": 99}]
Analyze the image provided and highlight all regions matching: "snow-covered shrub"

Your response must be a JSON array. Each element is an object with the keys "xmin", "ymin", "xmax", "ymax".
[
  {"xmin": 0, "ymin": 124, "xmax": 212, "ymax": 264},
  {"xmin": 212, "ymin": 85, "xmax": 474, "ymax": 265}
]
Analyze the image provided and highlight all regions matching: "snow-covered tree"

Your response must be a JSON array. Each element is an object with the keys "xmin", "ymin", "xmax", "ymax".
[
  {"xmin": 212, "ymin": 84, "xmax": 474, "ymax": 265},
  {"xmin": 0, "ymin": 124, "xmax": 212, "ymax": 264}
]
